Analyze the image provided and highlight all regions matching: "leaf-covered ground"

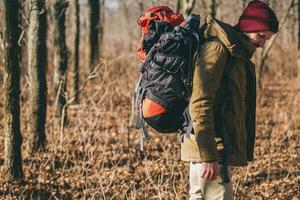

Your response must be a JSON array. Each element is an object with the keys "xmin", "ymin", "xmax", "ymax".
[{"xmin": 0, "ymin": 58, "xmax": 299, "ymax": 199}]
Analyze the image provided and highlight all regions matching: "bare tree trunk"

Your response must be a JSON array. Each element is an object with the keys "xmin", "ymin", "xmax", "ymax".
[
  {"xmin": 53, "ymin": 0, "xmax": 68, "ymax": 120},
  {"xmin": 297, "ymin": 0, "xmax": 300, "ymax": 78},
  {"xmin": 269, "ymin": 0, "xmax": 277, "ymax": 9},
  {"xmin": 19, "ymin": 0, "xmax": 29, "ymax": 67},
  {"xmin": 243, "ymin": 0, "xmax": 248, "ymax": 8},
  {"xmin": 3, "ymin": 0, "xmax": 23, "ymax": 182},
  {"xmin": 28, "ymin": 0, "xmax": 47, "ymax": 152},
  {"xmin": 137, "ymin": 0, "xmax": 145, "ymax": 14},
  {"xmin": 176, "ymin": 0, "xmax": 182, "ymax": 14},
  {"xmin": 182, "ymin": 0, "xmax": 196, "ymax": 17},
  {"xmin": 70, "ymin": 0, "xmax": 80, "ymax": 104},
  {"xmin": 87, "ymin": 0, "xmax": 100, "ymax": 73},
  {"xmin": 208, "ymin": 0, "xmax": 217, "ymax": 17},
  {"xmin": 99, "ymin": 0, "xmax": 104, "ymax": 57}
]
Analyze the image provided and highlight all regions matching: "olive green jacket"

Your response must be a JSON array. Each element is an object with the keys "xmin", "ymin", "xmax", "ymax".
[{"xmin": 181, "ymin": 16, "xmax": 257, "ymax": 166}]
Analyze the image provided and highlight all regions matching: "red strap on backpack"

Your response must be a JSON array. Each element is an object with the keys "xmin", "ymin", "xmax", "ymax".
[{"xmin": 137, "ymin": 6, "xmax": 184, "ymax": 61}]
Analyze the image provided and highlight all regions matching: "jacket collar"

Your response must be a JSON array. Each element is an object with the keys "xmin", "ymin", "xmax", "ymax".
[{"xmin": 204, "ymin": 15, "xmax": 257, "ymax": 59}]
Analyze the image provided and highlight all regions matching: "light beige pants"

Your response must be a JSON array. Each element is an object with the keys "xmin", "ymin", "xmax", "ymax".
[{"xmin": 189, "ymin": 162, "xmax": 234, "ymax": 200}]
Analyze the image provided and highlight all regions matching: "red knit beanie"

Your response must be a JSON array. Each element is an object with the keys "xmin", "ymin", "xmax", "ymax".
[{"xmin": 235, "ymin": 0, "xmax": 278, "ymax": 33}]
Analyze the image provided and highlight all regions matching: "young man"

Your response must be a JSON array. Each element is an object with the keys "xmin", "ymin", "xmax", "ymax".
[{"xmin": 180, "ymin": 1, "xmax": 278, "ymax": 199}]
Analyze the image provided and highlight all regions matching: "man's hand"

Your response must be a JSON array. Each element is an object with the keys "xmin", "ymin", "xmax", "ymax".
[{"xmin": 201, "ymin": 162, "xmax": 220, "ymax": 181}]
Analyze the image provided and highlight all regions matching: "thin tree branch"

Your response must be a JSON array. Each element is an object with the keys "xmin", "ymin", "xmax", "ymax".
[{"xmin": 258, "ymin": 0, "xmax": 295, "ymax": 89}]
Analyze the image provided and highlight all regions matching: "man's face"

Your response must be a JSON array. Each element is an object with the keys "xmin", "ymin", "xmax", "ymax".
[{"xmin": 246, "ymin": 31, "xmax": 274, "ymax": 48}]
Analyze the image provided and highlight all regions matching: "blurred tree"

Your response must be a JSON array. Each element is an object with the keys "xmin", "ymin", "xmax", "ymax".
[
  {"xmin": 298, "ymin": 0, "xmax": 300, "ymax": 77},
  {"xmin": 177, "ymin": 0, "xmax": 196, "ymax": 17},
  {"xmin": 3, "ymin": 0, "xmax": 23, "ymax": 181},
  {"xmin": 137, "ymin": 0, "xmax": 144, "ymax": 13},
  {"xmin": 19, "ymin": 0, "xmax": 30, "ymax": 67},
  {"xmin": 87, "ymin": 0, "xmax": 103, "ymax": 73},
  {"xmin": 178, "ymin": 0, "xmax": 217, "ymax": 18},
  {"xmin": 120, "ymin": 0, "xmax": 136, "ymax": 51},
  {"xmin": 99, "ymin": 0, "xmax": 105, "ymax": 55},
  {"xmin": 28, "ymin": 0, "xmax": 47, "ymax": 152},
  {"xmin": 70, "ymin": 0, "xmax": 80, "ymax": 104},
  {"xmin": 176, "ymin": 0, "xmax": 181, "ymax": 13},
  {"xmin": 268, "ymin": 0, "xmax": 276, "ymax": 8},
  {"xmin": 243, "ymin": 0, "xmax": 248, "ymax": 8},
  {"xmin": 53, "ymin": 0, "xmax": 68, "ymax": 121},
  {"xmin": 207, "ymin": 0, "xmax": 217, "ymax": 17}
]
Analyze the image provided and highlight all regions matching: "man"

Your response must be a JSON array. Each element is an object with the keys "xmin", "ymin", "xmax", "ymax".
[{"xmin": 181, "ymin": 1, "xmax": 278, "ymax": 199}]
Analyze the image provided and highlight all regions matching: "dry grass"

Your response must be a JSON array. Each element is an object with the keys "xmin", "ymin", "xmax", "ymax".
[{"xmin": 0, "ymin": 54, "xmax": 299, "ymax": 199}]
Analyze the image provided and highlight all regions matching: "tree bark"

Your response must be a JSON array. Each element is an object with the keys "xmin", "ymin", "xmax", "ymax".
[
  {"xmin": 99, "ymin": 0, "xmax": 104, "ymax": 57},
  {"xmin": 70, "ymin": 0, "xmax": 80, "ymax": 104},
  {"xmin": 208, "ymin": 0, "xmax": 217, "ymax": 17},
  {"xmin": 176, "ymin": 0, "xmax": 182, "ymax": 14},
  {"xmin": 87, "ymin": 0, "xmax": 100, "ymax": 73},
  {"xmin": 298, "ymin": 0, "xmax": 300, "ymax": 78},
  {"xmin": 243, "ymin": 0, "xmax": 248, "ymax": 8},
  {"xmin": 28, "ymin": 0, "xmax": 47, "ymax": 152},
  {"xmin": 182, "ymin": 0, "xmax": 196, "ymax": 17},
  {"xmin": 53, "ymin": 0, "xmax": 68, "ymax": 120},
  {"xmin": 137, "ymin": 0, "xmax": 144, "ymax": 14},
  {"xmin": 3, "ymin": 0, "xmax": 23, "ymax": 182}
]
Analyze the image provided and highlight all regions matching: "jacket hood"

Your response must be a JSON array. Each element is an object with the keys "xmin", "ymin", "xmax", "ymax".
[{"xmin": 204, "ymin": 15, "xmax": 257, "ymax": 59}]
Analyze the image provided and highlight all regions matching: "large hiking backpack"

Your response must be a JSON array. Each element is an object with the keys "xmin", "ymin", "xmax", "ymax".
[
  {"xmin": 135, "ymin": 6, "xmax": 203, "ymax": 143},
  {"xmin": 137, "ymin": 6, "xmax": 185, "ymax": 61}
]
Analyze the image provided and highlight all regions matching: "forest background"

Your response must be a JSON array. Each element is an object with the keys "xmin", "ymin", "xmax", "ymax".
[{"xmin": 0, "ymin": 0, "xmax": 299, "ymax": 199}]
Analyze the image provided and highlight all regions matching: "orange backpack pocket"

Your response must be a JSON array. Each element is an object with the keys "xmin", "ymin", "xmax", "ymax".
[{"xmin": 142, "ymin": 98, "xmax": 166, "ymax": 118}]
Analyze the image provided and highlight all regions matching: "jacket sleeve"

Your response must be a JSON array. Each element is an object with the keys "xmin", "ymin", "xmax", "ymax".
[{"xmin": 189, "ymin": 40, "xmax": 228, "ymax": 162}]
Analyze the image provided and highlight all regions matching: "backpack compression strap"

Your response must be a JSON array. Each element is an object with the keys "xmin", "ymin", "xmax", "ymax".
[{"xmin": 134, "ymin": 73, "xmax": 150, "ymax": 151}]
